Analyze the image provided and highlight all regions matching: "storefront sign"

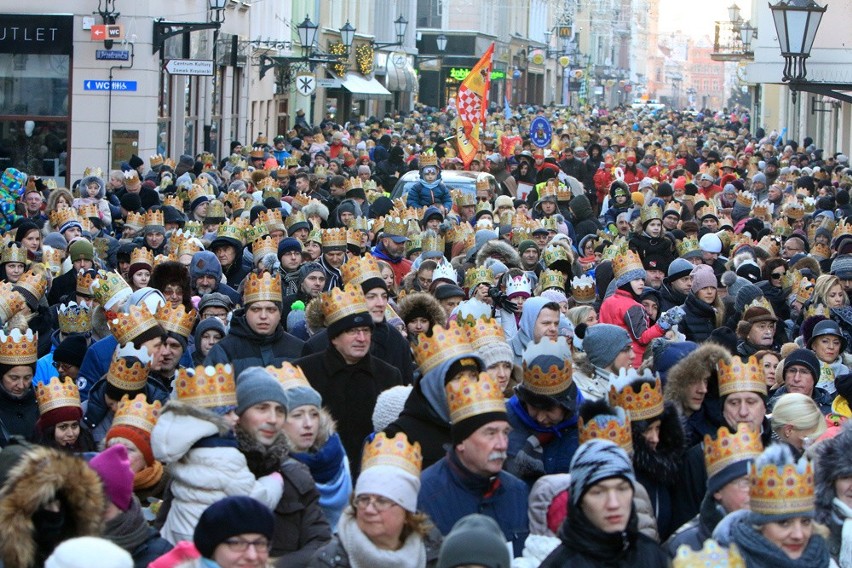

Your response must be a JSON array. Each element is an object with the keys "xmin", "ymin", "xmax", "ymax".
[
  {"xmin": 0, "ymin": 14, "xmax": 73, "ymax": 55},
  {"xmin": 448, "ymin": 67, "xmax": 506, "ymax": 81}
]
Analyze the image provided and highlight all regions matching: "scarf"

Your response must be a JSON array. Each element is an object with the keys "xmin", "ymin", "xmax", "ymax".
[
  {"xmin": 134, "ymin": 460, "xmax": 164, "ymax": 490},
  {"xmin": 292, "ymin": 432, "xmax": 346, "ymax": 484},
  {"xmin": 731, "ymin": 516, "xmax": 830, "ymax": 568},
  {"xmin": 833, "ymin": 497, "xmax": 852, "ymax": 568},
  {"xmin": 337, "ymin": 509, "xmax": 426, "ymax": 568},
  {"xmin": 559, "ymin": 500, "xmax": 638, "ymax": 564},
  {"xmin": 236, "ymin": 427, "xmax": 289, "ymax": 477},
  {"xmin": 104, "ymin": 496, "xmax": 151, "ymax": 552}
]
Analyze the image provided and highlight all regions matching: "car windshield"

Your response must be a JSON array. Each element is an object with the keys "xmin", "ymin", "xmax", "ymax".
[{"xmin": 391, "ymin": 173, "xmax": 479, "ymax": 202}]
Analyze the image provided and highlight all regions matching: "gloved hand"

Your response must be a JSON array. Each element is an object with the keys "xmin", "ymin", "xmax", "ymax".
[
  {"xmin": 488, "ymin": 286, "xmax": 517, "ymax": 314},
  {"xmin": 657, "ymin": 305, "xmax": 685, "ymax": 330},
  {"xmin": 510, "ymin": 435, "xmax": 545, "ymax": 480}
]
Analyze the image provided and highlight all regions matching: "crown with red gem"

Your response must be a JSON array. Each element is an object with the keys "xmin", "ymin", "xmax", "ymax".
[
  {"xmin": 92, "ymin": 270, "xmax": 132, "ymax": 310},
  {"xmin": 112, "ymin": 393, "xmax": 161, "ymax": 434},
  {"xmin": 106, "ymin": 344, "xmax": 152, "ymax": 392},
  {"xmin": 35, "ymin": 377, "xmax": 81, "ymax": 416},
  {"xmin": 612, "ymin": 248, "xmax": 644, "ymax": 280},
  {"xmin": 341, "ymin": 253, "xmax": 383, "ymax": 288},
  {"xmin": 57, "ymin": 301, "xmax": 92, "ymax": 334},
  {"xmin": 265, "ymin": 362, "xmax": 311, "ymax": 391},
  {"xmin": 163, "ymin": 194, "xmax": 183, "ymax": 210},
  {"xmin": 15, "ymin": 269, "xmax": 47, "ymax": 301},
  {"xmin": 539, "ymin": 269, "xmax": 566, "ymax": 292},
  {"xmin": 522, "ymin": 337, "xmax": 574, "ymax": 396},
  {"xmin": 464, "ymin": 266, "xmax": 494, "ymax": 291},
  {"xmin": 0, "ymin": 328, "xmax": 37, "ymax": 365},
  {"xmin": 321, "ymin": 283, "xmax": 369, "ymax": 326},
  {"xmin": 361, "ymin": 432, "xmax": 423, "ymax": 478},
  {"xmin": 0, "ymin": 243, "xmax": 27, "ymax": 265},
  {"xmin": 578, "ymin": 405, "xmax": 633, "ymax": 455},
  {"xmin": 155, "ymin": 303, "xmax": 196, "ymax": 339},
  {"xmin": 704, "ymin": 423, "xmax": 764, "ymax": 479},
  {"xmin": 108, "ymin": 304, "xmax": 160, "ymax": 347},
  {"xmin": 749, "ymin": 446, "xmax": 815, "ymax": 517},
  {"xmin": 175, "ymin": 364, "xmax": 237, "ymax": 408},
  {"xmin": 124, "ymin": 211, "xmax": 145, "ymax": 230},
  {"xmin": 0, "ymin": 283, "xmax": 25, "ymax": 323},
  {"xmin": 609, "ymin": 369, "xmax": 664, "ymax": 422},
  {"xmin": 243, "ymin": 271, "xmax": 283, "ymax": 305},
  {"xmin": 463, "ymin": 316, "xmax": 505, "ymax": 351},
  {"xmin": 413, "ymin": 320, "xmax": 474, "ymax": 375},
  {"xmin": 446, "ymin": 372, "xmax": 507, "ymax": 425},
  {"xmin": 130, "ymin": 247, "xmax": 154, "ymax": 268},
  {"xmin": 253, "ymin": 236, "xmax": 279, "ymax": 260},
  {"xmin": 717, "ymin": 355, "xmax": 767, "ymax": 397},
  {"xmin": 144, "ymin": 209, "xmax": 164, "ymax": 228}
]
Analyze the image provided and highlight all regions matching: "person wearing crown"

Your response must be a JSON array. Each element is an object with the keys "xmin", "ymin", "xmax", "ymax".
[
  {"xmin": 47, "ymin": 239, "xmax": 96, "ymax": 306},
  {"xmin": 371, "ymin": 220, "xmax": 413, "ymax": 287},
  {"xmin": 0, "ymin": 242, "xmax": 29, "ymax": 285},
  {"xmin": 75, "ymin": 168, "xmax": 113, "ymax": 228},
  {"xmin": 0, "ymin": 328, "xmax": 40, "ymax": 446},
  {"xmin": 34, "ymin": 373, "xmax": 96, "ymax": 453},
  {"xmin": 406, "ymin": 149, "xmax": 452, "ymax": 212},
  {"xmin": 210, "ymin": 224, "xmax": 250, "ymax": 291}
]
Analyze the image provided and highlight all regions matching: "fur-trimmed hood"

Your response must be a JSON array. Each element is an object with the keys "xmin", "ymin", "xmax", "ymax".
[
  {"xmin": 814, "ymin": 422, "xmax": 852, "ymax": 525},
  {"xmin": 475, "ymin": 239, "xmax": 521, "ymax": 269},
  {"xmin": 664, "ymin": 343, "xmax": 730, "ymax": 409},
  {"xmin": 397, "ymin": 291, "xmax": 447, "ymax": 327},
  {"xmin": 302, "ymin": 199, "xmax": 330, "ymax": 221},
  {"xmin": 151, "ymin": 399, "xmax": 231, "ymax": 464},
  {"xmin": 632, "ymin": 399, "xmax": 685, "ymax": 484},
  {"xmin": 305, "ymin": 296, "xmax": 326, "ymax": 333},
  {"xmin": 0, "ymin": 446, "xmax": 105, "ymax": 567}
]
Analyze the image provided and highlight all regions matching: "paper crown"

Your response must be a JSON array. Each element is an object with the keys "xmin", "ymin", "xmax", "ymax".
[
  {"xmin": 542, "ymin": 244, "xmax": 570, "ymax": 268},
  {"xmin": 259, "ymin": 209, "xmax": 286, "ymax": 232},
  {"xmin": 51, "ymin": 208, "xmax": 79, "ymax": 229},
  {"xmin": 783, "ymin": 201, "xmax": 805, "ymax": 220},
  {"xmin": 163, "ymin": 194, "xmax": 184, "ymax": 210},
  {"xmin": 155, "ymin": 303, "xmax": 197, "ymax": 339},
  {"xmin": 751, "ymin": 201, "xmax": 773, "ymax": 219},
  {"xmin": 717, "ymin": 355, "xmax": 767, "ymax": 397},
  {"xmin": 175, "ymin": 364, "xmax": 237, "ymax": 408},
  {"xmin": 263, "ymin": 184, "xmax": 283, "ymax": 201},
  {"xmin": 382, "ymin": 216, "xmax": 407, "ymax": 238},
  {"xmin": 144, "ymin": 209, "xmax": 164, "ymax": 228},
  {"xmin": 265, "ymin": 362, "xmax": 311, "ymax": 391},
  {"xmin": 663, "ymin": 201, "xmax": 682, "ymax": 218},
  {"xmin": 243, "ymin": 271, "xmax": 283, "ymax": 304},
  {"xmin": 0, "ymin": 243, "xmax": 28, "ymax": 265},
  {"xmin": 673, "ymin": 540, "xmax": 745, "ymax": 568},
  {"xmin": 609, "ymin": 370, "xmax": 664, "ymax": 422},
  {"xmin": 571, "ymin": 275, "xmax": 596, "ymax": 303},
  {"xmin": 794, "ymin": 276, "xmax": 815, "ymax": 304},
  {"xmin": 346, "ymin": 228, "xmax": 362, "ymax": 249},
  {"xmin": 511, "ymin": 227, "xmax": 534, "ymax": 246},
  {"xmin": 419, "ymin": 149, "xmax": 439, "ymax": 168},
  {"xmin": 522, "ymin": 337, "xmax": 574, "ymax": 396},
  {"xmin": 736, "ymin": 191, "xmax": 755, "ymax": 209},
  {"xmin": 75, "ymin": 269, "xmax": 96, "ymax": 296},
  {"xmin": 455, "ymin": 298, "xmax": 493, "ymax": 327},
  {"xmin": 421, "ymin": 231, "xmax": 445, "ymax": 256},
  {"xmin": 321, "ymin": 227, "xmax": 347, "ymax": 248},
  {"xmin": 704, "ymin": 423, "xmax": 763, "ymax": 479},
  {"xmin": 188, "ymin": 184, "xmax": 212, "ymax": 204},
  {"xmin": 149, "ymin": 154, "xmax": 164, "ymax": 167},
  {"xmin": 539, "ymin": 269, "xmax": 566, "ymax": 292},
  {"xmin": 361, "ymin": 432, "xmax": 423, "ymax": 478},
  {"xmin": 578, "ymin": 405, "xmax": 633, "ymax": 455},
  {"xmin": 92, "ymin": 271, "xmax": 131, "ymax": 309},
  {"xmin": 676, "ymin": 237, "xmax": 700, "ymax": 257},
  {"xmin": 640, "ymin": 203, "xmax": 662, "ymax": 225},
  {"xmin": 108, "ymin": 304, "xmax": 160, "ymax": 347},
  {"xmin": 124, "ymin": 211, "xmax": 145, "ymax": 230},
  {"xmin": 42, "ymin": 248, "xmax": 63, "ymax": 275},
  {"xmin": 447, "ymin": 372, "xmax": 507, "ymax": 425},
  {"xmin": 540, "ymin": 217, "xmax": 559, "ymax": 232},
  {"xmin": 612, "ymin": 248, "xmax": 643, "ymax": 280},
  {"xmin": 205, "ymin": 199, "xmax": 226, "ymax": 220},
  {"xmin": 130, "ymin": 247, "xmax": 154, "ymax": 268},
  {"xmin": 0, "ymin": 282, "xmax": 25, "ymax": 323},
  {"xmin": 475, "ymin": 173, "xmax": 492, "ymax": 191},
  {"xmin": 15, "ymin": 269, "xmax": 47, "ymax": 300},
  {"xmin": 106, "ymin": 345, "xmax": 151, "ymax": 392},
  {"xmin": 253, "ymin": 236, "xmax": 278, "ymax": 259},
  {"xmin": 321, "ymin": 283, "xmax": 369, "ymax": 325},
  {"xmin": 464, "ymin": 266, "xmax": 494, "ymax": 291},
  {"xmin": 413, "ymin": 320, "xmax": 474, "ymax": 376},
  {"xmin": 216, "ymin": 219, "xmax": 247, "ymax": 245},
  {"xmin": 78, "ymin": 203, "xmax": 99, "ymax": 220},
  {"xmin": 463, "ymin": 316, "xmax": 506, "ymax": 351},
  {"xmin": 0, "ymin": 328, "xmax": 37, "ymax": 365},
  {"xmin": 749, "ymin": 449, "xmax": 815, "ymax": 517},
  {"xmin": 291, "ymin": 191, "xmax": 311, "ymax": 210},
  {"xmin": 183, "ymin": 221, "xmax": 203, "ymax": 238},
  {"xmin": 36, "ymin": 377, "xmax": 81, "ymax": 416},
  {"xmin": 246, "ymin": 223, "xmax": 270, "ymax": 245},
  {"xmin": 57, "ymin": 301, "xmax": 93, "ymax": 334},
  {"xmin": 505, "ymin": 273, "xmax": 532, "ymax": 297},
  {"xmin": 429, "ymin": 262, "xmax": 456, "ymax": 286},
  {"xmin": 307, "ymin": 228, "xmax": 323, "ymax": 244},
  {"xmin": 347, "ymin": 216, "xmax": 371, "ymax": 233},
  {"xmin": 341, "ymin": 253, "xmax": 383, "ymax": 288},
  {"xmin": 406, "ymin": 234, "xmax": 423, "ymax": 255}
]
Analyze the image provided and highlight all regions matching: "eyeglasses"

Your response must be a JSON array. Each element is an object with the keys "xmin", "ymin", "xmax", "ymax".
[
  {"xmin": 354, "ymin": 495, "xmax": 396, "ymax": 511},
  {"xmin": 222, "ymin": 538, "xmax": 270, "ymax": 553},
  {"xmin": 770, "ymin": 271, "xmax": 785, "ymax": 280}
]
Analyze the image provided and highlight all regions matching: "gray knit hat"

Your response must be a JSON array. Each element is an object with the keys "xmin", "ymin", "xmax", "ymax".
[
  {"xmin": 235, "ymin": 367, "xmax": 288, "ymax": 415},
  {"xmin": 735, "ymin": 283, "xmax": 763, "ymax": 314},
  {"xmin": 282, "ymin": 383, "xmax": 322, "ymax": 413},
  {"xmin": 569, "ymin": 439, "xmax": 636, "ymax": 507},
  {"xmin": 583, "ymin": 324, "xmax": 632, "ymax": 369},
  {"xmin": 476, "ymin": 341, "xmax": 514, "ymax": 369},
  {"xmin": 437, "ymin": 514, "xmax": 511, "ymax": 568},
  {"xmin": 831, "ymin": 254, "xmax": 852, "ymax": 279}
]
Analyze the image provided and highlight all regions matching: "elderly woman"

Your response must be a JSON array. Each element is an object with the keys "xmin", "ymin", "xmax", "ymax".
[
  {"xmin": 310, "ymin": 433, "xmax": 441, "ymax": 567},
  {"xmin": 814, "ymin": 422, "xmax": 852, "ymax": 566},
  {"xmin": 770, "ymin": 393, "xmax": 827, "ymax": 458}
]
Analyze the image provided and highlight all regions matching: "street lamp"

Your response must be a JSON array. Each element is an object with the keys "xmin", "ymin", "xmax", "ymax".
[
  {"xmin": 209, "ymin": 0, "xmax": 226, "ymax": 24},
  {"xmin": 728, "ymin": 3, "xmax": 742, "ymax": 25},
  {"xmin": 394, "ymin": 15, "xmax": 408, "ymax": 44},
  {"xmin": 739, "ymin": 20, "xmax": 756, "ymax": 52},
  {"xmin": 297, "ymin": 15, "xmax": 320, "ymax": 57},
  {"xmin": 436, "ymin": 34, "xmax": 448, "ymax": 52},
  {"xmin": 769, "ymin": 0, "xmax": 826, "ymax": 82},
  {"xmin": 339, "ymin": 21, "xmax": 356, "ymax": 53}
]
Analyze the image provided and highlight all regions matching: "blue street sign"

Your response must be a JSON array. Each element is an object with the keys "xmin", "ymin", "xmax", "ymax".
[
  {"xmin": 83, "ymin": 80, "xmax": 137, "ymax": 92},
  {"xmin": 529, "ymin": 116, "xmax": 552, "ymax": 148},
  {"xmin": 96, "ymin": 50, "xmax": 130, "ymax": 61}
]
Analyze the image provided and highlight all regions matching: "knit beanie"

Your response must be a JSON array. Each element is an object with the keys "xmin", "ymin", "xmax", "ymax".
[
  {"xmin": 569, "ymin": 439, "xmax": 636, "ymax": 507},
  {"xmin": 476, "ymin": 341, "xmax": 514, "ymax": 369},
  {"xmin": 45, "ymin": 537, "xmax": 133, "ymax": 568},
  {"xmin": 190, "ymin": 251, "xmax": 222, "ymax": 280},
  {"xmin": 722, "ymin": 274, "xmax": 749, "ymax": 303},
  {"xmin": 583, "ymin": 324, "xmax": 632, "ymax": 369},
  {"xmin": 735, "ymin": 284, "xmax": 763, "ymax": 314},
  {"xmin": 282, "ymin": 381, "xmax": 322, "ymax": 414},
  {"xmin": 667, "ymin": 258, "xmax": 693, "ymax": 282},
  {"xmin": 731, "ymin": 198, "xmax": 751, "ymax": 222},
  {"xmin": 68, "ymin": 239, "xmax": 95, "ymax": 262},
  {"xmin": 235, "ymin": 367, "xmax": 289, "ymax": 415},
  {"xmin": 781, "ymin": 348, "xmax": 820, "ymax": 380},
  {"xmin": 53, "ymin": 335, "xmax": 88, "ymax": 369},
  {"xmin": 518, "ymin": 240, "xmax": 539, "ymax": 255},
  {"xmin": 437, "ymin": 514, "xmax": 511, "ymax": 568},
  {"xmin": 691, "ymin": 264, "xmax": 717, "ymax": 293},
  {"xmin": 371, "ymin": 384, "xmax": 412, "ymax": 432},
  {"xmin": 194, "ymin": 497, "xmax": 275, "ymax": 558},
  {"xmin": 88, "ymin": 444, "xmax": 134, "ymax": 511},
  {"xmin": 277, "ymin": 237, "xmax": 302, "ymax": 258},
  {"xmin": 831, "ymin": 255, "xmax": 852, "ymax": 279},
  {"xmin": 119, "ymin": 192, "xmax": 142, "ymax": 213},
  {"xmin": 736, "ymin": 261, "xmax": 762, "ymax": 284},
  {"xmin": 699, "ymin": 233, "xmax": 722, "ymax": 254},
  {"xmin": 193, "ymin": 317, "xmax": 226, "ymax": 350},
  {"xmin": 653, "ymin": 340, "xmax": 698, "ymax": 383}
]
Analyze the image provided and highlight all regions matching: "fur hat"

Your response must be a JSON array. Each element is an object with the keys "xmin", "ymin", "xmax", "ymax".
[{"xmin": 814, "ymin": 422, "xmax": 852, "ymax": 525}]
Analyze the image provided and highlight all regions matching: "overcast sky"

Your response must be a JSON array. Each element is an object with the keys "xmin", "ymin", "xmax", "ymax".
[{"xmin": 658, "ymin": 0, "xmax": 754, "ymax": 39}]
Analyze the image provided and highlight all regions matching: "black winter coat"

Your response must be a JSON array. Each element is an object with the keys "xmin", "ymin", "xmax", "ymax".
[
  {"xmin": 0, "ymin": 385, "xmax": 38, "ymax": 446},
  {"xmin": 659, "ymin": 282, "xmax": 687, "ymax": 312},
  {"xmin": 384, "ymin": 383, "xmax": 451, "ymax": 470},
  {"xmin": 679, "ymin": 294, "xmax": 717, "ymax": 344}
]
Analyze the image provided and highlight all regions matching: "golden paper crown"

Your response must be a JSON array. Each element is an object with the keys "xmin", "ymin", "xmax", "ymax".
[
  {"xmin": 341, "ymin": 253, "xmax": 383, "ymax": 288},
  {"xmin": 130, "ymin": 247, "xmax": 154, "ymax": 268},
  {"xmin": 475, "ymin": 174, "xmax": 492, "ymax": 191},
  {"xmin": 406, "ymin": 234, "xmax": 423, "ymax": 255},
  {"xmin": 453, "ymin": 189, "xmax": 477, "ymax": 207},
  {"xmin": 609, "ymin": 375, "xmax": 664, "ymax": 422},
  {"xmin": 244, "ymin": 222, "xmax": 269, "ymax": 244},
  {"xmin": 0, "ymin": 329, "xmax": 37, "ymax": 365},
  {"xmin": 447, "ymin": 222, "xmax": 474, "ymax": 244},
  {"xmin": 794, "ymin": 277, "xmax": 815, "ymax": 304},
  {"xmin": 188, "ymin": 184, "xmax": 212, "ymax": 205},
  {"xmin": 163, "ymin": 157, "xmax": 176, "ymax": 169},
  {"xmin": 346, "ymin": 228, "xmax": 362, "ymax": 249},
  {"xmin": 833, "ymin": 220, "xmax": 852, "ymax": 241},
  {"xmin": 382, "ymin": 216, "xmax": 407, "ymax": 238},
  {"xmin": 252, "ymin": 236, "xmax": 278, "ymax": 260},
  {"xmin": 511, "ymin": 227, "xmax": 534, "ymax": 246},
  {"xmin": 321, "ymin": 283, "xmax": 370, "ymax": 325},
  {"xmin": 447, "ymin": 372, "xmax": 507, "ymax": 425},
  {"xmin": 361, "ymin": 432, "xmax": 423, "ymax": 478},
  {"xmin": 640, "ymin": 203, "xmax": 663, "ymax": 225},
  {"xmin": 155, "ymin": 303, "xmax": 196, "ymax": 339},
  {"xmin": 717, "ymin": 355, "xmax": 767, "ymax": 397},
  {"xmin": 522, "ymin": 338, "xmax": 573, "ymax": 396},
  {"xmin": 92, "ymin": 271, "xmax": 131, "ymax": 309},
  {"xmin": 321, "ymin": 228, "xmax": 347, "ymax": 248},
  {"xmin": 125, "ymin": 211, "xmax": 145, "ymax": 230},
  {"xmin": 673, "ymin": 540, "xmax": 745, "ymax": 568},
  {"xmin": 421, "ymin": 231, "xmax": 444, "ymax": 256},
  {"xmin": 292, "ymin": 192, "xmax": 310, "ymax": 209},
  {"xmin": 149, "ymin": 154, "xmax": 164, "ymax": 168},
  {"xmin": 258, "ymin": 208, "xmax": 285, "ymax": 232},
  {"xmin": 601, "ymin": 239, "xmax": 627, "ymax": 262},
  {"xmin": 106, "ymin": 350, "xmax": 150, "ymax": 392},
  {"xmin": 216, "ymin": 219, "xmax": 247, "ymax": 245},
  {"xmin": 612, "ymin": 248, "xmax": 643, "ymax": 280},
  {"xmin": 677, "ymin": 237, "xmax": 700, "ymax": 257},
  {"xmin": 175, "ymin": 364, "xmax": 237, "ymax": 408},
  {"xmin": 78, "ymin": 203, "xmax": 99, "ymax": 220},
  {"xmin": 541, "ymin": 217, "xmax": 559, "ymax": 232},
  {"xmin": 538, "ymin": 179, "xmax": 558, "ymax": 199},
  {"xmin": 571, "ymin": 275, "xmax": 596, "ymax": 303},
  {"xmin": 805, "ymin": 303, "xmax": 831, "ymax": 319},
  {"xmin": 112, "ymin": 393, "xmax": 161, "ymax": 434},
  {"xmin": 464, "ymin": 266, "xmax": 494, "ymax": 291},
  {"xmin": 285, "ymin": 156, "xmax": 299, "ymax": 167},
  {"xmin": 463, "ymin": 316, "xmax": 506, "ymax": 351},
  {"xmin": 413, "ymin": 320, "xmax": 474, "ymax": 375},
  {"xmin": 180, "ymin": 222, "xmax": 201, "ymax": 239},
  {"xmin": 751, "ymin": 201, "xmax": 772, "ymax": 219},
  {"xmin": 307, "ymin": 228, "xmax": 323, "ymax": 244},
  {"xmin": 736, "ymin": 191, "xmax": 755, "ymax": 208},
  {"xmin": 205, "ymin": 199, "xmax": 225, "ymax": 220},
  {"xmin": 144, "ymin": 209, "xmax": 164, "ymax": 228},
  {"xmin": 57, "ymin": 301, "xmax": 93, "ymax": 334},
  {"xmin": 50, "ymin": 208, "xmax": 78, "ymax": 229},
  {"xmin": 578, "ymin": 406, "xmax": 633, "ymax": 455},
  {"xmin": 344, "ymin": 177, "xmax": 363, "ymax": 191},
  {"xmin": 663, "ymin": 201, "xmax": 683, "ymax": 218},
  {"xmin": 243, "ymin": 271, "xmax": 283, "ymax": 304},
  {"xmin": 285, "ymin": 211, "xmax": 310, "ymax": 233},
  {"xmin": 749, "ymin": 450, "xmax": 815, "ymax": 517},
  {"xmin": 783, "ymin": 202, "xmax": 805, "ymax": 220},
  {"xmin": 419, "ymin": 149, "xmax": 439, "ymax": 168},
  {"xmin": 0, "ymin": 282, "xmax": 25, "ymax": 323},
  {"xmin": 15, "ymin": 269, "xmax": 47, "ymax": 300},
  {"xmin": 43, "ymin": 248, "xmax": 63, "ymax": 275},
  {"xmin": 84, "ymin": 166, "xmax": 103, "ymax": 178},
  {"xmin": 542, "ymin": 244, "xmax": 570, "ymax": 267},
  {"xmin": 265, "ymin": 362, "xmax": 311, "ymax": 391},
  {"xmin": 36, "ymin": 377, "xmax": 81, "ymax": 415},
  {"xmin": 539, "ymin": 268, "xmax": 566, "ymax": 291},
  {"xmin": 704, "ymin": 423, "xmax": 763, "ymax": 479},
  {"xmin": 108, "ymin": 304, "xmax": 160, "ymax": 347}
]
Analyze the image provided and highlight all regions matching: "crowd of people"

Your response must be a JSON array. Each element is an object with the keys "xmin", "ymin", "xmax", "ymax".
[{"xmin": 0, "ymin": 101, "xmax": 851, "ymax": 567}]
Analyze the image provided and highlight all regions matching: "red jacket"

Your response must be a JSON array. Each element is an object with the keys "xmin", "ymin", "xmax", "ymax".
[{"xmin": 599, "ymin": 289, "xmax": 665, "ymax": 367}]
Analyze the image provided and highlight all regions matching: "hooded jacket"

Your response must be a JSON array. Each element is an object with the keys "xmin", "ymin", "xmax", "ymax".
[
  {"xmin": 599, "ymin": 289, "xmax": 666, "ymax": 368},
  {"xmin": 82, "ymin": 377, "xmax": 170, "ymax": 443},
  {"xmin": 569, "ymin": 194, "xmax": 602, "ymax": 242},
  {"xmin": 475, "ymin": 239, "xmax": 522, "ymax": 270}
]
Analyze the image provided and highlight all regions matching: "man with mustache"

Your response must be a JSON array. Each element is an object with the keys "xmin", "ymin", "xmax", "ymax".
[{"xmin": 418, "ymin": 373, "xmax": 530, "ymax": 556}]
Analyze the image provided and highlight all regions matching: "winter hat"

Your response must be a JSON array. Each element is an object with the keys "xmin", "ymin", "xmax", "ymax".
[
  {"xmin": 735, "ymin": 283, "xmax": 764, "ymax": 313},
  {"xmin": 781, "ymin": 348, "xmax": 820, "ymax": 381},
  {"xmin": 53, "ymin": 335, "xmax": 88, "ymax": 369},
  {"xmin": 68, "ymin": 239, "xmax": 94, "ymax": 262},
  {"xmin": 583, "ymin": 324, "xmax": 632, "ymax": 369},
  {"xmin": 518, "ymin": 240, "xmax": 539, "ymax": 255},
  {"xmin": 814, "ymin": 422, "xmax": 852, "ymax": 525},
  {"xmin": 736, "ymin": 261, "xmax": 762, "ymax": 284},
  {"xmin": 667, "ymin": 258, "xmax": 693, "ymax": 282},
  {"xmin": 198, "ymin": 291, "xmax": 232, "ymax": 313},
  {"xmin": 569, "ymin": 439, "xmax": 636, "ymax": 507},
  {"xmin": 653, "ymin": 340, "xmax": 698, "ymax": 383},
  {"xmin": 831, "ymin": 255, "xmax": 852, "ymax": 279},
  {"xmin": 371, "ymin": 384, "xmax": 413, "ymax": 432},
  {"xmin": 190, "ymin": 251, "xmax": 222, "ymax": 280},
  {"xmin": 277, "ymin": 237, "xmax": 302, "ymax": 258},
  {"xmin": 194, "ymin": 496, "xmax": 275, "ymax": 558},
  {"xmin": 282, "ymin": 380, "xmax": 322, "ymax": 414},
  {"xmin": 88, "ymin": 444, "xmax": 134, "ymax": 511},
  {"xmin": 476, "ymin": 341, "xmax": 514, "ymax": 370},
  {"xmin": 355, "ymin": 433, "xmax": 422, "ymax": 513},
  {"xmin": 298, "ymin": 261, "xmax": 324, "ymax": 281},
  {"xmin": 119, "ymin": 192, "xmax": 142, "ymax": 213},
  {"xmin": 193, "ymin": 317, "xmax": 226, "ymax": 349},
  {"xmin": 699, "ymin": 233, "xmax": 722, "ymax": 254},
  {"xmin": 45, "ymin": 537, "xmax": 133, "ymax": 568},
  {"xmin": 437, "ymin": 514, "xmax": 511, "ymax": 568},
  {"xmin": 722, "ymin": 273, "xmax": 748, "ymax": 302},
  {"xmin": 808, "ymin": 319, "xmax": 848, "ymax": 351},
  {"xmin": 705, "ymin": 424, "xmax": 763, "ymax": 496},
  {"xmin": 235, "ymin": 367, "xmax": 289, "ymax": 415},
  {"xmin": 691, "ymin": 264, "xmax": 717, "ymax": 293}
]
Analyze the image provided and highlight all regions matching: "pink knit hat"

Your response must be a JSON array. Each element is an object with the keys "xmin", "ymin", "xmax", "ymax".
[
  {"xmin": 690, "ymin": 264, "xmax": 718, "ymax": 293},
  {"xmin": 88, "ymin": 444, "xmax": 134, "ymax": 511}
]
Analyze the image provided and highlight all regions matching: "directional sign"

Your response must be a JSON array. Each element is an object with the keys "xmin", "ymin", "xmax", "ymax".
[
  {"xmin": 317, "ymin": 78, "xmax": 341, "ymax": 89},
  {"xmin": 165, "ymin": 59, "xmax": 214, "ymax": 76},
  {"xmin": 96, "ymin": 49, "xmax": 130, "ymax": 61},
  {"xmin": 83, "ymin": 80, "xmax": 137, "ymax": 92},
  {"xmin": 295, "ymin": 73, "xmax": 316, "ymax": 96},
  {"xmin": 91, "ymin": 24, "xmax": 124, "ymax": 41}
]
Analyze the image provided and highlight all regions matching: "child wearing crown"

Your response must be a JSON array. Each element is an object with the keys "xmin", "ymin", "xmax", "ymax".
[
  {"xmin": 405, "ymin": 150, "xmax": 452, "ymax": 211},
  {"xmin": 75, "ymin": 168, "xmax": 113, "ymax": 227}
]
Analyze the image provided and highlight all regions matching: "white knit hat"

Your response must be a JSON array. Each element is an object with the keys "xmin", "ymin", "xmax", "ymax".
[
  {"xmin": 371, "ymin": 385, "xmax": 413, "ymax": 432},
  {"xmin": 46, "ymin": 537, "xmax": 133, "ymax": 568}
]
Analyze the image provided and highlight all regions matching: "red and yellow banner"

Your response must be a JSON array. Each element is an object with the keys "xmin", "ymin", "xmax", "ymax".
[{"xmin": 455, "ymin": 43, "xmax": 494, "ymax": 169}]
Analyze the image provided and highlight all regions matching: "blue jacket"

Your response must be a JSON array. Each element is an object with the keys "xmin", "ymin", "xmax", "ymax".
[
  {"xmin": 82, "ymin": 376, "xmax": 170, "ymax": 443},
  {"xmin": 405, "ymin": 180, "xmax": 452, "ymax": 209},
  {"xmin": 418, "ymin": 451, "xmax": 529, "ymax": 556}
]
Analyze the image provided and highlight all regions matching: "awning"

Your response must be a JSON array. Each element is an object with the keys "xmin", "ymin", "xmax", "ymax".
[
  {"xmin": 340, "ymin": 73, "xmax": 392, "ymax": 97},
  {"xmin": 385, "ymin": 57, "xmax": 419, "ymax": 93}
]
